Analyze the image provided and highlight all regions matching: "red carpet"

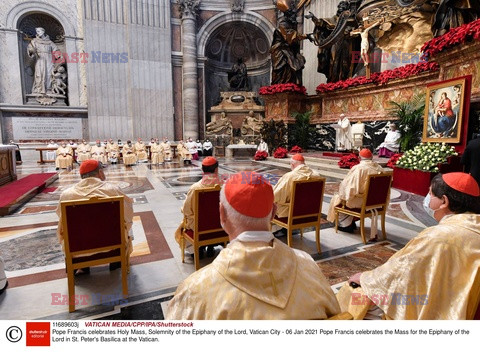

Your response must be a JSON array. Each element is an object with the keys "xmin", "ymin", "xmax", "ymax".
[
  {"xmin": 322, "ymin": 152, "xmax": 349, "ymax": 158},
  {"xmin": 0, "ymin": 173, "xmax": 58, "ymax": 215}
]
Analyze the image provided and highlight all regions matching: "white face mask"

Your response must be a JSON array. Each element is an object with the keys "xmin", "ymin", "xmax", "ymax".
[{"xmin": 423, "ymin": 194, "xmax": 441, "ymax": 220}]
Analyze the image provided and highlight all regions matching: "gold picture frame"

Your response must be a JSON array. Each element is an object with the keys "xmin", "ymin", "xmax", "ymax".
[{"xmin": 423, "ymin": 77, "xmax": 466, "ymax": 143}]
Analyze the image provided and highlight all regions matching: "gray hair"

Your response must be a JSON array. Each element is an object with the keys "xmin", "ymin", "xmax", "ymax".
[
  {"xmin": 80, "ymin": 166, "xmax": 101, "ymax": 179},
  {"xmin": 219, "ymin": 185, "xmax": 273, "ymax": 229}
]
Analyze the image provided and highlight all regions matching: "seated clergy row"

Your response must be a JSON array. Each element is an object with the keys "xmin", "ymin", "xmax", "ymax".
[
  {"xmin": 52, "ymin": 137, "xmax": 214, "ymax": 169},
  {"xmin": 167, "ymin": 150, "xmax": 480, "ymax": 319}
]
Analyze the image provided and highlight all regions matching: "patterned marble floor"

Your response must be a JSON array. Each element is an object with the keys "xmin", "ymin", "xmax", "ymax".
[{"xmin": 0, "ymin": 157, "xmax": 435, "ymax": 320}]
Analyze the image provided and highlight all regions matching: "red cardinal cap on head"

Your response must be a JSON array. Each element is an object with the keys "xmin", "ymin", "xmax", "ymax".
[
  {"xmin": 202, "ymin": 157, "xmax": 217, "ymax": 167},
  {"xmin": 79, "ymin": 160, "xmax": 99, "ymax": 175},
  {"xmin": 442, "ymin": 172, "xmax": 480, "ymax": 197},
  {"xmin": 224, "ymin": 171, "xmax": 274, "ymax": 218},
  {"xmin": 292, "ymin": 154, "xmax": 305, "ymax": 162},
  {"xmin": 359, "ymin": 148, "xmax": 373, "ymax": 159}
]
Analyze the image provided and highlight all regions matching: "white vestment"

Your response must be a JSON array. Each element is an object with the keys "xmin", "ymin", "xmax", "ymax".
[{"xmin": 336, "ymin": 117, "xmax": 353, "ymax": 150}]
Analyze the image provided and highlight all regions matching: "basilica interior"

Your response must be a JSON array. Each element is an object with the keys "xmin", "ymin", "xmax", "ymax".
[{"xmin": 0, "ymin": 0, "xmax": 479, "ymax": 320}]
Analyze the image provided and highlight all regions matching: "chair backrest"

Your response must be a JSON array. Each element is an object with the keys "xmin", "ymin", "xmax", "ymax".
[
  {"xmin": 363, "ymin": 172, "xmax": 393, "ymax": 209},
  {"xmin": 61, "ymin": 196, "xmax": 125, "ymax": 255},
  {"xmin": 290, "ymin": 177, "xmax": 325, "ymax": 218},
  {"xmin": 194, "ymin": 186, "xmax": 225, "ymax": 240}
]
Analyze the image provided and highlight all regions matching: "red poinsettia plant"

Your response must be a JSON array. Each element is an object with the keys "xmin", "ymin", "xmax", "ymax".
[
  {"xmin": 422, "ymin": 19, "xmax": 480, "ymax": 58},
  {"xmin": 386, "ymin": 153, "xmax": 403, "ymax": 169},
  {"xmin": 338, "ymin": 153, "xmax": 360, "ymax": 169},
  {"xmin": 316, "ymin": 62, "xmax": 439, "ymax": 93},
  {"xmin": 259, "ymin": 83, "xmax": 307, "ymax": 96},
  {"xmin": 273, "ymin": 147, "xmax": 289, "ymax": 158},
  {"xmin": 289, "ymin": 145, "xmax": 303, "ymax": 153},
  {"xmin": 254, "ymin": 150, "xmax": 268, "ymax": 161}
]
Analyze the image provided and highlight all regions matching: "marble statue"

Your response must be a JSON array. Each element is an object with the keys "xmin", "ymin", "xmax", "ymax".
[
  {"xmin": 206, "ymin": 112, "xmax": 233, "ymax": 135},
  {"xmin": 27, "ymin": 27, "xmax": 60, "ymax": 95},
  {"xmin": 241, "ymin": 111, "xmax": 263, "ymax": 135},
  {"xmin": 52, "ymin": 66, "xmax": 67, "ymax": 95}
]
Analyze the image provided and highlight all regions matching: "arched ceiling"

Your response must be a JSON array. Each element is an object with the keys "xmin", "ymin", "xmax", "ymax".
[{"xmin": 205, "ymin": 21, "xmax": 270, "ymax": 71}]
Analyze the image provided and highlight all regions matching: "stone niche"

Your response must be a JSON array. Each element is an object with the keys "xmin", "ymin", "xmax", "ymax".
[
  {"xmin": 206, "ymin": 91, "xmax": 264, "ymax": 145},
  {"xmin": 19, "ymin": 13, "xmax": 68, "ymax": 106}
]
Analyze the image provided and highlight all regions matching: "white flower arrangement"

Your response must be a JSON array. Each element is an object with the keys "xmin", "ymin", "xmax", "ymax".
[{"xmin": 396, "ymin": 142, "xmax": 457, "ymax": 172}]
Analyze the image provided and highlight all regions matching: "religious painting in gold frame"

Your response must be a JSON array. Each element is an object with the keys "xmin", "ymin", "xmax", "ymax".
[{"xmin": 423, "ymin": 77, "xmax": 466, "ymax": 143}]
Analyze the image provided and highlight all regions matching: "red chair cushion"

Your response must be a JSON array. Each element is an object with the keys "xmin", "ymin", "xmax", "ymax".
[
  {"xmin": 340, "ymin": 207, "xmax": 385, "ymax": 214},
  {"xmin": 72, "ymin": 248, "xmax": 121, "ymax": 264},
  {"xmin": 274, "ymin": 215, "xmax": 319, "ymax": 226}
]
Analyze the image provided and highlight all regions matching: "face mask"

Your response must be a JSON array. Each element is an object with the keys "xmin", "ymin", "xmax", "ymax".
[{"xmin": 423, "ymin": 194, "xmax": 441, "ymax": 219}]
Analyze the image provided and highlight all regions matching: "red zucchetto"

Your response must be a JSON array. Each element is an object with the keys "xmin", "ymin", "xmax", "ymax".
[
  {"xmin": 442, "ymin": 172, "xmax": 480, "ymax": 197},
  {"xmin": 79, "ymin": 160, "xmax": 99, "ymax": 175},
  {"xmin": 224, "ymin": 171, "xmax": 274, "ymax": 218}
]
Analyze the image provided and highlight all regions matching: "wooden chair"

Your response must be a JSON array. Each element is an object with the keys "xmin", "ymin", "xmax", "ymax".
[
  {"xmin": 271, "ymin": 177, "xmax": 326, "ymax": 253},
  {"xmin": 181, "ymin": 186, "xmax": 229, "ymax": 270},
  {"xmin": 61, "ymin": 196, "xmax": 128, "ymax": 312},
  {"xmin": 334, "ymin": 172, "xmax": 393, "ymax": 244}
]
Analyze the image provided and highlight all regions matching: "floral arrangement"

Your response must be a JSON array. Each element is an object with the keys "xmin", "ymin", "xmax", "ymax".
[
  {"xmin": 289, "ymin": 145, "xmax": 303, "ymax": 153},
  {"xmin": 254, "ymin": 151, "xmax": 268, "ymax": 161},
  {"xmin": 273, "ymin": 147, "xmax": 288, "ymax": 158},
  {"xmin": 259, "ymin": 83, "xmax": 307, "ymax": 96},
  {"xmin": 422, "ymin": 19, "xmax": 480, "ymax": 58},
  {"xmin": 396, "ymin": 142, "xmax": 458, "ymax": 172},
  {"xmin": 316, "ymin": 62, "xmax": 439, "ymax": 93},
  {"xmin": 338, "ymin": 153, "xmax": 360, "ymax": 169},
  {"xmin": 386, "ymin": 153, "xmax": 403, "ymax": 169}
]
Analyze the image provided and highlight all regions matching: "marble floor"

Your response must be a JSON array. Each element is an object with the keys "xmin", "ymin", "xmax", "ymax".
[{"xmin": 0, "ymin": 157, "xmax": 436, "ymax": 320}]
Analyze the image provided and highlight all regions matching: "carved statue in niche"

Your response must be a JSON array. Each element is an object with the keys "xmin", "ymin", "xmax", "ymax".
[
  {"xmin": 228, "ymin": 58, "xmax": 248, "ymax": 90},
  {"xmin": 431, "ymin": 0, "xmax": 480, "ymax": 36},
  {"xmin": 52, "ymin": 66, "xmax": 67, "ymax": 95},
  {"xmin": 27, "ymin": 27, "xmax": 61, "ymax": 95},
  {"xmin": 270, "ymin": 0, "xmax": 311, "ymax": 85},
  {"xmin": 206, "ymin": 112, "xmax": 233, "ymax": 135},
  {"xmin": 241, "ymin": 111, "xmax": 264, "ymax": 135}
]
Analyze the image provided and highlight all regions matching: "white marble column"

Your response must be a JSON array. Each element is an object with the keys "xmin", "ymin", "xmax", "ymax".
[{"xmin": 179, "ymin": 0, "xmax": 200, "ymax": 139}]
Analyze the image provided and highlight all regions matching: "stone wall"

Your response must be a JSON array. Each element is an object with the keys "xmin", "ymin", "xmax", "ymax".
[{"xmin": 83, "ymin": 0, "xmax": 174, "ymax": 140}]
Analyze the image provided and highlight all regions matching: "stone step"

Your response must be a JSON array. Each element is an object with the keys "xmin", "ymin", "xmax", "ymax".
[{"xmin": 264, "ymin": 154, "xmax": 392, "ymax": 180}]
